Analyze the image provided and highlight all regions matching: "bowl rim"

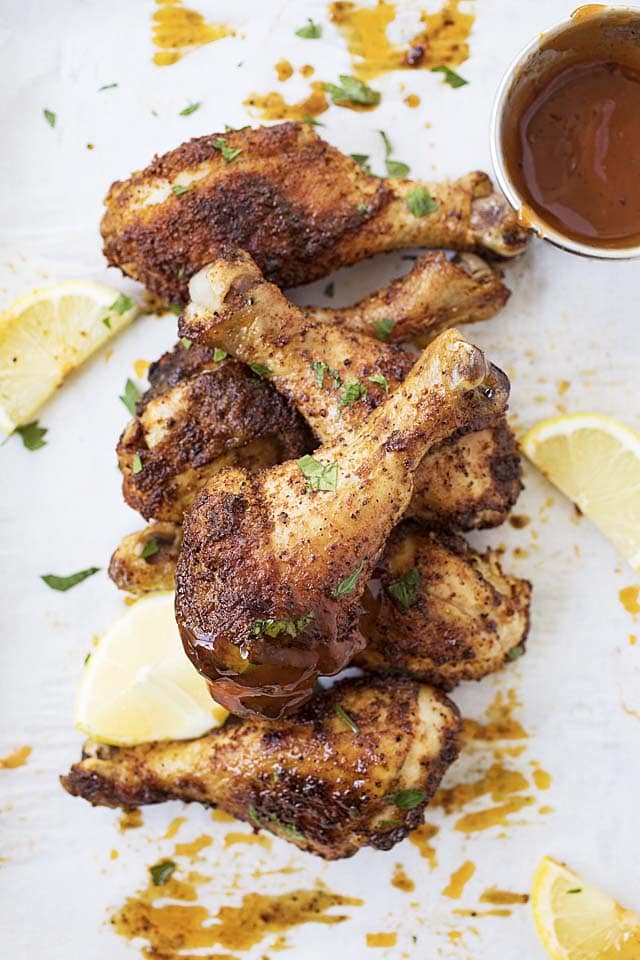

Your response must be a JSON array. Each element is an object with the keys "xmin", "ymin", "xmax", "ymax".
[{"xmin": 489, "ymin": 4, "xmax": 640, "ymax": 261}]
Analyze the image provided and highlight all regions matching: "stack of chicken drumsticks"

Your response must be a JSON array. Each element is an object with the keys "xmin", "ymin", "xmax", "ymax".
[{"xmin": 62, "ymin": 122, "xmax": 532, "ymax": 861}]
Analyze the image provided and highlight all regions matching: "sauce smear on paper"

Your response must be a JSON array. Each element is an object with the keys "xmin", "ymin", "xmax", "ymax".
[{"xmin": 152, "ymin": 0, "xmax": 234, "ymax": 66}]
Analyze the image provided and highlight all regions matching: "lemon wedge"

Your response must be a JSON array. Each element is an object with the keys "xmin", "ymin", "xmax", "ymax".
[
  {"xmin": 521, "ymin": 413, "xmax": 640, "ymax": 571},
  {"xmin": 75, "ymin": 592, "xmax": 228, "ymax": 746},
  {"xmin": 0, "ymin": 280, "xmax": 138, "ymax": 433},
  {"xmin": 532, "ymin": 856, "xmax": 640, "ymax": 960}
]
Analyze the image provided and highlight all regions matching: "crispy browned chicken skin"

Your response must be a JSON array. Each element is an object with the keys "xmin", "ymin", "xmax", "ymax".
[
  {"xmin": 61, "ymin": 677, "xmax": 460, "ymax": 860},
  {"xmin": 101, "ymin": 122, "xmax": 529, "ymax": 303}
]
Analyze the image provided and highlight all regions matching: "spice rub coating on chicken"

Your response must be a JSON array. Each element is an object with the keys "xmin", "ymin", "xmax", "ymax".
[
  {"xmin": 101, "ymin": 122, "xmax": 529, "ymax": 303},
  {"xmin": 61, "ymin": 676, "xmax": 460, "ymax": 860}
]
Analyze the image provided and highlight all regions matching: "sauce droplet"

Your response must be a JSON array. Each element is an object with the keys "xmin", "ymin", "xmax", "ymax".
[
  {"xmin": 0, "ymin": 745, "xmax": 31, "ymax": 769},
  {"xmin": 152, "ymin": 0, "xmax": 234, "ymax": 67},
  {"xmin": 442, "ymin": 860, "xmax": 476, "ymax": 899}
]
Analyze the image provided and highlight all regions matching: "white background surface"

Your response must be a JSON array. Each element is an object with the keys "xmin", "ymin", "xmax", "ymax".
[{"xmin": 1, "ymin": 1, "xmax": 638, "ymax": 957}]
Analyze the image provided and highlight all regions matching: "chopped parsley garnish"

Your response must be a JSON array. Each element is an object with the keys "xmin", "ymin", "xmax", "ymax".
[
  {"xmin": 297, "ymin": 454, "xmax": 338, "ymax": 492},
  {"xmin": 268, "ymin": 815, "xmax": 305, "ymax": 840},
  {"xmin": 224, "ymin": 123, "xmax": 249, "ymax": 131},
  {"xmin": 250, "ymin": 363, "xmax": 271, "ymax": 378},
  {"xmin": 350, "ymin": 153, "xmax": 372, "ymax": 174},
  {"xmin": 372, "ymin": 317, "xmax": 395, "ymax": 341},
  {"xmin": 296, "ymin": 18, "xmax": 322, "ymax": 39},
  {"xmin": 15, "ymin": 421, "xmax": 47, "ymax": 451},
  {"xmin": 324, "ymin": 281, "xmax": 335, "ymax": 298},
  {"xmin": 110, "ymin": 293, "xmax": 134, "ymax": 314},
  {"xmin": 378, "ymin": 818, "xmax": 403, "ymax": 830},
  {"xmin": 250, "ymin": 611, "xmax": 314, "ymax": 638},
  {"xmin": 507, "ymin": 644, "xmax": 525, "ymax": 660},
  {"xmin": 386, "ymin": 159, "xmax": 410, "ymax": 178},
  {"xmin": 43, "ymin": 109, "xmax": 56, "ymax": 128},
  {"xmin": 179, "ymin": 101, "xmax": 201, "ymax": 116},
  {"xmin": 379, "ymin": 129, "xmax": 393, "ymax": 157},
  {"xmin": 169, "ymin": 304, "xmax": 183, "ymax": 315},
  {"xmin": 388, "ymin": 568, "xmax": 420, "ymax": 610},
  {"xmin": 248, "ymin": 803, "xmax": 263, "ymax": 824},
  {"xmin": 311, "ymin": 360, "xmax": 327, "ymax": 387},
  {"xmin": 149, "ymin": 860, "xmax": 176, "ymax": 886},
  {"xmin": 334, "ymin": 704, "xmax": 360, "ymax": 734},
  {"xmin": 102, "ymin": 316, "xmax": 112, "ymax": 329},
  {"xmin": 368, "ymin": 373, "xmax": 388, "ymax": 392},
  {"xmin": 131, "ymin": 454, "xmax": 143, "ymax": 474},
  {"xmin": 213, "ymin": 347, "xmax": 228, "ymax": 361},
  {"xmin": 140, "ymin": 538, "xmax": 159, "ymax": 559},
  {"xmin": 332, "ymin": 559, "xmax": 364, "ymax": 599},
  {"xmin": 171, "ymin": 183, "xmax": 189, "ymax": 195},
  {"xmin": 338, "ymin": 379, "xmax": 367, "ymax": 411},
  {"xmin": 357, "ymin": 202, "xmax": 368, "ymax": 213},
  {"xmin": 180, "ymin": 337, "xmax": 192, "ymax": 349},
  {"xmin": 210, "ymin": 137, "xmax": 242, "ymax": 163},
  {"xmin": 120, "ymin": 378, "xmax": 140, "ymax": 415},
  {"xmin": 41, "ymin": 567, "xmax": 100, "ymax": 592},
  {"xmin": 406, "ymin": 186, "xmax": 438, "ymax": 217},
  {"xmin": 384, "ymin": 788, "xmax": 426, "ymax": 810},
  {"xmin": 431, "ymin": 65, "xmax": 468, "ymax": 88},
  {"xmin": 302, "ymin": 114, "xmax": 324, "ymax": 126},
  {"xmin": 325, "ymin": 75, "xmax": 380, "ymax": 107},
  {"xmin": 98, "ymin": 82, "xmax": 118, "ymax": 92}
]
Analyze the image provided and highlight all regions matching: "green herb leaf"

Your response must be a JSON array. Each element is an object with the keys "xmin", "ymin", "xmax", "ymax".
[
  {"xmin": 338, "ymin": 379, "xmax": 367, "ymax": 411},
  {"xmin": 332, "ymin": 559, "xmax": 364, "ymax": 599},
  {"xmin": 377, "ymin": 819, "xmax": 403, "ymax": 830},
  {"xmin": 98, "ymin": 83, "xmax": 118, "ymax": 92},
  {"xmin": 296, "ymin": 18, "xmax": 322, "ymax": 39},
  {"xmin": 251, "ymin": 611, "xmax": 314, "ymax": 638},
  {"xmin": 171, "ymin": 183, "xmax": 190, "ymax": 195},
  {"xmin": 268, "ymin": 815, "xmax": 305, "ymax": 840},
  {"xmin": 350, "ymin": 153, "xmax": 372, "ymax": 174},
  {"xmin": 325, "ymin": 75, "xmax": 380, "ymax": 106},
  {"xmin": 169, "ymin": 303, "xmax": 183, "ymax": 315},
  {"xmin": 431, "ymin": 65, "xmax": 468, "ymax": 88},
  {"xmin": 210, "ymin": 137, "xmax": 242, "ymax": 163},
  {"xmin": 372, "ymin": 317, "xmax": 395, "ymax": 341},
  {"xmin": 149, "ymin": 860, "xmax": 176, "ymax": 886},
  {"xmin": 334, "ymin": 704, "xmax": 360, "ymax": 734},
  {"xmin": 386, "ymin": 159, "xmax": 410, "ymax": 178},
  {"xmin": 224, "ymin": 123, "xmax": 249, "ymax": 131},
  {"xmin": 324, "ymin": 281, "xmax": 335, "ymax": 298},
  {"xmin": 302, "ymin": 114, "xmax": 324, "ymax": 126},
  {"xmin": 250, "ymin": 363, "xmax": 271, "ymax": 378},
  {"xmin": 177, "ymin": 266, "xmax": 186, "ymax": 278},
  {"xmin": 213, "ymin": 347, "xmax": 228, "ymax": 361},
  {"xmin": 384, "ymin": 788, "xmax": 426, "ymax": 810},
  {"xmin": 297, "ymin": 454, "xmax": 338, "ymax": 492},
  {"xmin": 41, "ymin": 567, "xmax": 100, "ymax": 592},
  {"xmin": 132, "ymin": 454, "xmax": 143, "ymax": 474},
  {"xmin": 110, "ymin": 293, "xmax": 135, "ymax": 314},
  {"xmin": 102, "ymin": 316, "xmax": 112, "ymax": 329},
  {"xmin": 379, "ymin": 129, "xmax": 393, "ymax": 157},
  {"xmin": 120, "ymin": 378, "xmax": 140, "ymax": 416},
  {"xmin": 406, "ymin": 187, "xmax": 438, "ymax": 217},
  {"xmin": 248, "ymin": 803, "xmax": 263, "ymax": 825},
  {"xmin": 15, "ymin": 421, "xmax": 47, "ymax": 451},
  {"xmin": 311, "ymin": 360, "xmax": 327, "ymax": 387},
  {"xmin": 180, "ymin": 337, "xmax": 192, "ymax": 350},
  {"xmin": 507, "ymin": 644, "xmax": 525, "ymax": 660},
  {"xmin": 43, "ymin": 108, "xmax": 56, "ymax": 128},
  {"xmin": 180, "ymin": 101, "xmax": 201, "ymax": 116},
  {"xmin": 368, "ymin": 373, "xmax": 388, "ymax": 392},
  {"xmin": 567, "ymin": 888, "xmax": 582, "ymax": 894},
  {"xmin": 357, "ymin": 202, "xmax": 368, "ymax": 213},
  {"xmin": 388, "ymin": 568, "xmax": 420, "ymax": 610},
  {"xmin": 140, "ymin": 538, "xmax": 159, "ymax": 559}
]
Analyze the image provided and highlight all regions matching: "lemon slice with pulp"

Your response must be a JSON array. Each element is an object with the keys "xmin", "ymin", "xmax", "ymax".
[
  {"xmin": 521, "ymin": 413, "xmax": 640, "ymax": 571},
  {"xmin": 532, "ymin": 855, "xmax": 640, "ymax": 960},
  {"xmin": 75, "ymin": 592, "xmax": 228, "ymax": 746},
  {"xmin": 0, "ymin": 280, "xmax": 138, "ymax": 433}
]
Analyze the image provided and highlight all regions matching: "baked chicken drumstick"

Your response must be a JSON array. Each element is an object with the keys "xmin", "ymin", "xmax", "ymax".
[
  {"xmin": 101, "ymin": 122, "xmax": 529, "ymax": 303},
  {"xmin": 175, "ymin": 329, "xmax": 509, "ymax": 717},
  {"xmin": 62, "ymin": 676, "xmax": 460, "ymax": 860}
]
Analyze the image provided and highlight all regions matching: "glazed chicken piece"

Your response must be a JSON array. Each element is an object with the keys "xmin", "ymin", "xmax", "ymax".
[
  {"xmin": 61, "ymin": 676, "xmax": 460, "ymax": 860},
  {"xmin": 101, "ymin": 122, "xmax": 529, "ymax": 303},
  {"xmin": 118, "ymin": 342, "xmax": 314, "ymax": 521},
  {"xmin": 176, "ymin": 329, "xmax": 509, "ymax": 718},
  {"xmin": 357, "ymin": 522, "xmax": 531, "ymax": 688}
]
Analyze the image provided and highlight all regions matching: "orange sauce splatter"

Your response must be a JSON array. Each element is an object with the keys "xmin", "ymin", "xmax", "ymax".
[
  {"xmin": 480, "ymin": 887, "xmax": 529, "ymax": 905},
  {"xmin": 454, "ymin": 907, "xmax": 512, "ymax": 918},
  {"xmin": 110, "ymin": 849, "xmax": 119, "ymax": 861},
  {"xmin": 0, "ymin": 745, "xmax": 31, "ymax": 769},
  {"xmin": 442, "ymin": 860, "xmax": 475, "ymax": 899},
  {"xmin": 164, "ymin": 816, "xmax": 187, "ymax": 839},
  {"xmin": 462, "ymin": 689, "xmax": 528, "ymax": 743},
  {"xmin": 118, "ymin": 808, "xmax": 143, "ymax": 831},
  {"xmin": 134, "ymin": 358, "xmax": 150, "ymax": 378},
  {"xmin": 391, "ymin": 863, "xmax": 415, "ymax": 892},
  {"xmin": 434, "ymin": 764, "xmax": 530, "ymax": 813},
  {"xmin": 174, "ymin": 834, "xmax": 212, "ymax": 858},
  {"xmin": 366, "ymin": 932, "xmax": 397, "ymax": 947},
  {"xmin": 104, "ymin": 348, "xmax": 113, "ymax": 362},
  {"xmin": 409, "ymin": 821, "xmax": 438, "ymax": 869},
  {"xmin": 509, "ymin": 513, "xmax": 531, "ymax": 529},
  {"xmin": 454, "ymin": 795, "xmax": 535, "ymax": 834},
  {"xmin": 211, "ymin": 809, "xmax": 237, "ymax": 824},
  {"xmin": 538, "ymin": 805, "xmax": 554, "ymax": 815},
  {"xmin": 557, "ymin": 379, "xmax": 570, "ymax": 395},
  {"xmin": 224, "ymin": 831, "xmax": 272, "ymax": 849},
  {"xmin": 275, "ymin": 58, "xmax": 294, "ymax": 81},
  {"xmin": 300, "ymin": 64, "xmax": 315, "ymax": 77},
  {"xmin": 620, "ymin": 585, "xmax": 640, "ymax": 616},
  {"xmin": 404, "ymin": 93, "xmax": 421, "ymax": 107},
  {"xmin": 152, "ymin": 0, "xmax": 234, "ymax": 67},
  {"xmin": 329, "ymin": 0, "xmax": 474, "ymax": 81},
  {"xmin": 630, "ymin": 634, "xmax": 638, "ymax": 645},
  {"xmin": 244, "ymin": 81, "xmax": 329, "ymax": 121},
  {"xmin": 448, "ymin": 930, "xmax": 463, "ymax": 943},
  {"xmin": 531, "ymin": 764, "xmax": 552, "ymax": 790}
]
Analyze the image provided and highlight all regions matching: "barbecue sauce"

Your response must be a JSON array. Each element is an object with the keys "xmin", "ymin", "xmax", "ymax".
[{"xmin": 501, "ymin": 7, "xmax": 640, "ymax": 248}]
